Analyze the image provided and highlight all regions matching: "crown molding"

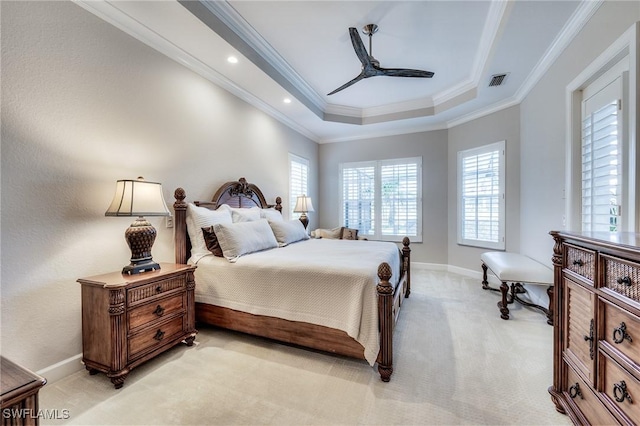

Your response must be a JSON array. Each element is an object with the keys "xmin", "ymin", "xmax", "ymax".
[{"xmin": 320, "ymin": 121, "xmax": 448, "ymax": 144}]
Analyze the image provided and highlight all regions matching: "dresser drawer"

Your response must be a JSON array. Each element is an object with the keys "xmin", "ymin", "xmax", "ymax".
[
  {"xmin": 128, "ymin": 316, "xmax": 185, "ymax": 360},
  {"xmin": 128, "ymin": 293, "xmax": 185, "ymax": 331},
  {"xmin": 565, "ymin": 244, "xmax": 596, "ymax": 283},
  {"xmin": 566, "ymin": 364, "xmax": 617, "ymax": 426},
  {"xmin": 602, "ymin": 254, "xmax": 640, "ymax": 303},
  {"xmin": 601, "ymin": 354, "xmax": 640, "ymax": 424},
  {"xmin": 602, "ymin": 300, "xmax": 640, "ymax": 367},
  {"xmin": 127, "ymin": 275, "xmax": 186, "ymax": 306}
]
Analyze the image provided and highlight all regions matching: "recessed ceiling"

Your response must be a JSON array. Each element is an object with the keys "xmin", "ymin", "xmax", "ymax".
[{"xmin": 77, "ymin": 0, "xmax": 598, "ymax": 143}]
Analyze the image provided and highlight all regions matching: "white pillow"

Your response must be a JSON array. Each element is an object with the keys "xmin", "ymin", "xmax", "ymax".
[
  {"xmin": 213, "ymin": 219, "xmax": 278, "ymax": 261},
  {"xmin": 312, "ymin": 227, "xmax": 342, "ymax": 239},
  {"xmin": 186, "ymin": 203, "xmax": 233, "ymax": 261},
  {"xmin": 260, "ymin": 208, "xmax": 283, "ymax": 222},
  {"xmin": 230, "ymin": 206, "xmax": 261, "ymax": 223},
  {"xmin": 269, "ymin": 220, "xmax": 310, "ymax": 247}
]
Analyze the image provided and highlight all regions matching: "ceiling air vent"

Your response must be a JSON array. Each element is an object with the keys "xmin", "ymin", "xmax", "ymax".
[{"xmin": 488, "ymin": 73, "xmax": 509, "ymax": 87}]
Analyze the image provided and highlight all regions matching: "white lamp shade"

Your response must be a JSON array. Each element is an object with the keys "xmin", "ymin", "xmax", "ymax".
[
  {"xmin": 105, "ymin": 177, "xmax": 170, "ymax": 217},
  {"xmin": 293, "ymin": 195, "xmax": 315, "ymax": 213}
]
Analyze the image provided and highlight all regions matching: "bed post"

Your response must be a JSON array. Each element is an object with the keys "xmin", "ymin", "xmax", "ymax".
[
  {"xmin": 174, "ymin": 188, "xmax": 188, "ymax": 265},
  {"xmin": 402, "ymin": 237, "xmax": 411, "ymax": 297},
  {"xmin": 377, "ymin": 262, "xmax": 393, "ymax": 382}
]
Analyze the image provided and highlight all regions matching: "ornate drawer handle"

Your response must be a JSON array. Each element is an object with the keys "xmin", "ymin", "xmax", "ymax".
[
  {"xmin": 155, "ymin": 285, "xmax": 162, "ymax": 293},
  {"xmin": 584, "ymin": 319, "xmax": 595, "ymax": 360},
  {"xmin": 573, "ymin": 259, "xmax": 584, "ymax": 267},
  {"xmin": 154, "ymin": 329, "xmax": 165, "ymax": 341},
  {"xmin": 613, "ymin": 322, "xmax": 633, "ymax": 344},
  {"xmin": 569, "ymin": 383, "xmax": 583, "ymax": 399},
  {"xmin": 613, "ymin": 381, "xmax": 633, "ymax": 404},
  {"xmin": 153, "ymin": 305, "xmax": 165, "ymax": 317},
  {"xmin": 617, "ymin": 276, "xmax": 632, "ymax": 286}
]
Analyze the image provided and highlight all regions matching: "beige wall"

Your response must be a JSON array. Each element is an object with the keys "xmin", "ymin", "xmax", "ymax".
[
  {"xmin": 447, "ymin": 105, "xmax": 521, "ymax": 271},
  {"xmin": 318, "ymin": 130, "xmax": 449, "ymax": 264},
  {"xmin": 520, "ymin": 1, "xmax": 640, "ymax": 267},
  {"xmin": 1, "ymin": 1, "xmax": 317, "ymax": 371}
]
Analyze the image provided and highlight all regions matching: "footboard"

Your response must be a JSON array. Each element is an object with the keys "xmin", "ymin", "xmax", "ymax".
[{"xmin": 376, "ymin": 237, "xmax": 411, "ymax": 382}]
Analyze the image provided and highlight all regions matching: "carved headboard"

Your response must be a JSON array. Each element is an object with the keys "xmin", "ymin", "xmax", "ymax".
[{"xmin": 173, "ymin": 177, "xmax": 282, "ymax": 264}]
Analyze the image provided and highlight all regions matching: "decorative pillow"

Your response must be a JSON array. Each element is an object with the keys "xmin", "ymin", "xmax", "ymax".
[
  {"xmin": 201, "ymin": 226, "xmax": 223, "ymax": 257},
  {"xmin": 268, "ymin": 219, "xmax": 310, "ymax": 247},
  {"xmin": 230, "ymin": 206, "xmax": 261, "ymax": 223},
  {"xmin": 260, "ymin": 208, "xmax": 283, "ymax": 222},
  {"xmin": 213, "ymin": 219, "xmax": 278, "ymax": 261},
  {"xmin": 340, "ymin": 227, "xmax": 359, "ymax": 240},
  {"xmin": 312, "ymin": 227, "xmax": 342, "ymax": 239},
  {"xmin": 186, "ymin": 203, "xmax": 233, "ymax": 260}
]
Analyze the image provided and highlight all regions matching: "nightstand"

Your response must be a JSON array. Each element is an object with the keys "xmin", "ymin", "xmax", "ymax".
[
  {"xmin": 78, "ymin": 263, "xmax": 196, "ymax": 388},
  {"xmin": 1, "ymin": 357, "xmax": 47, "ymax": 425}
]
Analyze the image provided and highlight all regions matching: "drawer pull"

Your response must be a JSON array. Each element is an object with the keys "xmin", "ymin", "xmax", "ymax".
[
  {"xmin": 569, "ymin": 383, "xmax": 583, "ymax": 400},
  {"xmin": 573, "ymin": 259, "xmax": 584, "ymax": 267},
  {"xmin": 153, "ymin": 305, "xmax": 165, "ymax": 317},
  {"xmin": 613, "ymin": 322, "xmax": 633, "ymax": 344},
  {"xmin": 153, "ymin": 329, "xmax": 165, "ymax": 341},
  {"xmin": 613, "ymin": 380, "xmax": 633, "ymax": 404},
  {"xmin": 617, "ymin": 276, "xmax": 633, "ymax": 286},
  {"xmin": 155, "ymin": 285, "xmax": 162, "ymax": 293}
]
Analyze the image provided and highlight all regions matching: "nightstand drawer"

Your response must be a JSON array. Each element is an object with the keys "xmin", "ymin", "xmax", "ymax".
[
  {"xmin": 565, "ymin": 244, "xmax": 596, "ymax": 283},
  {"xmin": 602, "ymin": 254, "xmax": 640, "ymax": 302},
  {"xmin": 128, "ymin": 275, "xmax": 186, "ymax": 306},
  {"xmin": 128, "ymin": 316, "xmax": 185, "ymax": 360},
  {"xmin": 128, "ymin": 294, "xmax": 185, "ymax": 331}
]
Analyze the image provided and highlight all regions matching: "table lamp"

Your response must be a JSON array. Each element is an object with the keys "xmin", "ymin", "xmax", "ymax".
[
  {"xmin": 105, "ymin": 177, "xmax": 170, "ymax": 274},
  {"xmin": 294, "ymin": 195, "xmax": 314, "ymax": 229}
]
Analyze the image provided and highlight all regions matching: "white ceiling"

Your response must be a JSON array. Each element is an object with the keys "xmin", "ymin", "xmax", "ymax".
[{"xmin": 77, "ymin": 1, "xmax": 600, "ymax": 143}]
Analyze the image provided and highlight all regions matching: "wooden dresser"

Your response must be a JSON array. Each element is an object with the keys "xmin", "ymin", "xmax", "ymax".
[
  {"xmin": 550, "ymin": 231, "xmax": 640, "ymax": 424},
  {"xmin": 78, "ymin": 263, "xmax": 196, "ymax": 389},
  {"xmin": 1, "ymin": 357, "xmax": 46, "ymax": 425}
]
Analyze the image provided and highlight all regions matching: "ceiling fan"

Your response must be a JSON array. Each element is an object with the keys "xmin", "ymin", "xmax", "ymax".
[{"xmin": 327, "ymin": 24, "xmax": 435, "ymax": 96}]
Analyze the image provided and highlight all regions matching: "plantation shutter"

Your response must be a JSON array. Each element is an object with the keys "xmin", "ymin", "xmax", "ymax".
[
  {"xmin": 289, "ymin": 154, "xmax": 309, "ymax": 218},
  {"xmin": 458, "ymin": 141, "xmax": 505, "ymax": 249},
  {"xmin": 380, "ymin": 159, "xmax": 420, "ymax": 237},
  {"xmin": 581, "ymin": 79, "xmax": 621, "ymax": 232},
  {"xmin": 341, "ymin": 163, "xmax": 375, "ymax": 235}
]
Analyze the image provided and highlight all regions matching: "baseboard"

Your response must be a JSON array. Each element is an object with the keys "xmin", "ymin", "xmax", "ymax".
[
  {"xmin": 411, "ymin": 262, "xmax": 502, "ymax": 286},
  {"xmin": 37, "ymin": 353, "xmax": 83, "ymax": 384}
]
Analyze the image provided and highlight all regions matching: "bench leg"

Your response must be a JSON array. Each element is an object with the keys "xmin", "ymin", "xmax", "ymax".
[
  {"xmin": 498, "ymin": 281, "xmax": 510, "ymax": 320},
  {"xmin": 482, "ymin": 263, "xmax": 490, "ymax": 290}
]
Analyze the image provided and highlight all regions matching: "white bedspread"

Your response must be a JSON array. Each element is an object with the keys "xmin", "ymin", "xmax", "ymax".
[{"xmin": 191, "ymin": 238, "xmax": 401, "ymax": 365}]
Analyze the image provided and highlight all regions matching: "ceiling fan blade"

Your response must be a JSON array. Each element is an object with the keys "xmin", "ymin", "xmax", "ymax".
[
  {"xmin": 327, "ymin": 73, "xmax": 365, "ymax": 96},
  {"xmin": 379, "ymin": 68, "xmax": 435, "ymax": 78},
  {"xmin": 349, "ymin": 27, "xmax": 371, "ymax": 67}
]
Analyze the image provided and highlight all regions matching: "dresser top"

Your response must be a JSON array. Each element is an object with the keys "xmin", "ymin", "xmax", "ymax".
[
  {"xmin": 1, "ymin": 357, "xmax": 46, "ymax": 406},
  {"xmin": 77, "ymin": 263, "xmax": 195, "ymax": 288},
  {"xmin": 552, "ymin": 231, "xmax": 640, "ymax": 251}
]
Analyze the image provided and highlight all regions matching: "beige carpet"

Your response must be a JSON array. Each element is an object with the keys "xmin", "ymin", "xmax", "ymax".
[{"xmin": 39, "ymin": 268, "xmax": 570, "ymax": 425}]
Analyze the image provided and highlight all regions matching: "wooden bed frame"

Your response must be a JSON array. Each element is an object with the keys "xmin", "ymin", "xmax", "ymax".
[{"xmin": 173, "ymin": 177, "xmax": 411, "ymax": 381}]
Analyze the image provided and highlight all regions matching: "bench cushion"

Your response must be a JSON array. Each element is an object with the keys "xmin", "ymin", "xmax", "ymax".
[{"xmin": 481, "ymin": 252, "xmax": 553, "ymax": 285}]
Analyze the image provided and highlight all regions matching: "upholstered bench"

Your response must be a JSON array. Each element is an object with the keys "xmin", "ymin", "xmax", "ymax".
[{"xmin": 481, "ymin": 252, "xmax": 554, "ymax": 325}]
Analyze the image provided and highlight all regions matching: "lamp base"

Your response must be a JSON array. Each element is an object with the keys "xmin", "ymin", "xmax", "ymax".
[
  {"xmin": 123, "ymin": 216, "xmax": 160, "ymax": 275},
  {"xmin": 298, "ymin": 213, "xmax": 309, "ymax": 229},
  {"xmin": 122, "ymin": 259, "xmax": 161, "ymax": 275}
]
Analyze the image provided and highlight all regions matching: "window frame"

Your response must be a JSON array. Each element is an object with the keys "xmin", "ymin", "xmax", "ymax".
[
  {"xmin": 339, "ymin": 157, "xmax": 422, "ymax": 242},
  {"xmin": 457, "ymin": 140, "xmax": 506, "ymax": 250},
  {"xmin": 289, "ymin": 153, "xmax": 309, "ymax": 220}
]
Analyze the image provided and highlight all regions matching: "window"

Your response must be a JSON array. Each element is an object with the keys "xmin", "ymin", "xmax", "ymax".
[
  {"xmin": 581, "ymin": 76, "xmax": 623, "ymax": 232},
  {"xmin": 457, "ymin": 141, "xmax": 505, "ymax": 250},
  {"xmin": 339, "ymin": 157, "xmax": 422, "ymax": 242},
  {"xmin": 289, "ymin": 154, "xmax": 309, "ymax": 219}
]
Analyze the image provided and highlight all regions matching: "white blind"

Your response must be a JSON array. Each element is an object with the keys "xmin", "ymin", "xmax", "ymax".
[
  {"xmin": 581, "ymin": 99, "xmax": 620, "ymax": 232},
  {"xmin": 289, "ymin": 154, "xmax": 309, "ymax": 218},
  {"xmin": 340, "ymin": 157, "xmax": 422, "ymax": 241},
  {"xmin": 458, "ymin": 141, "xmax": 505, "ymax": 249}
]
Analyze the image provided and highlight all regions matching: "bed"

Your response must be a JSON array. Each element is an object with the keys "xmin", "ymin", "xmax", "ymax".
[{"xmin": 173, "ymin": 177, "xmax": 411, "ymax": 381}]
